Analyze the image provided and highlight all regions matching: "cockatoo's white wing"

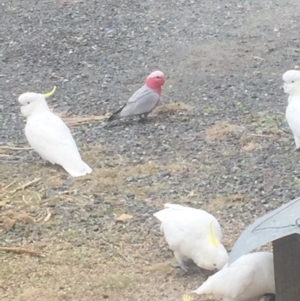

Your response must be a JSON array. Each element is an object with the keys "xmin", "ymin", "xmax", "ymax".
[
  {"xmin": 25, "ymin": 112, "xmax": 92, "ymax": 177},
  {"xmin": 286, "ymin": 99, "xmax": 300, "ymax": 148},
  {"xmin": 120, "ymin": 85, "xmax": 160, "ymax": 117},
  {"xmin": 154, "ymin": 203, "xmax": 222, "ymax": 250},
  {"xmin": 154, "ymin": 203, "xmax": 222, "ymax": 238},
  {"xmin": 154, "ymin": 203, "xmax": 215, "ymax": 221}
]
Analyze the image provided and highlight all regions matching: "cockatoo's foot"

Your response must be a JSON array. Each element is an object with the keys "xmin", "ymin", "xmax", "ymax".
[
  {"xmin": 196, "ymin": 266, "xmax": 216, "ymax": 276},
  {"xmin": 171, "ymin": 261, "xmax": 188, "ymax": 272}
]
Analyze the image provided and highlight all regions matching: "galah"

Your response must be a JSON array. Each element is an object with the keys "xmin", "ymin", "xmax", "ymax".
[
  {"xmin": 283, "ymin": 69, "xmax": 300, "ymax": 150},
  {"xmin": 18, "ymin": 86, "xmax": 92, "ymax": 177},
  {"xmin": 108, "ymin": 70, "xmax": 165, "ymax": 121},
  {"xmin": 153, "ymin": 203, "xmax": 228, "ymax": 272},
  {"xmin": 193, "ymin": 251, "xmax": 275, "ymax": 301}
]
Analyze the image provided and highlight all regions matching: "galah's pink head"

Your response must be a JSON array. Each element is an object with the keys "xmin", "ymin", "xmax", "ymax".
[{"xmin": 145, "ymin": 70, "xmax": 165, "ymax": 95}]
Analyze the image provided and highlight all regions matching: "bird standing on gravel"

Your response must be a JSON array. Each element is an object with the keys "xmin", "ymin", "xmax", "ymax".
[
  {"xmin": 192, "ymin": 251, "xmax": 275, "ymax": 301},
  {"xmin": 108, "ymin": 70, "xmax": 165, "ymax": 121},
  {"xmin": 153, "ymin": 203, "xmax": 228, "ymax": 272},
  {"xmin": 283, "ymin": 69, "xmax": 300, "ymax": 151},
  {"xmin": 18, "ymin": 86, "xmax": 92, "ymax": 177}
]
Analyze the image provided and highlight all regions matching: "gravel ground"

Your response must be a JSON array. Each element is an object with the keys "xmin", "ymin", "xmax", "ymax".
[{"xmin": 1, "ymin": 0, "xmax": 300, "ymax": 300}]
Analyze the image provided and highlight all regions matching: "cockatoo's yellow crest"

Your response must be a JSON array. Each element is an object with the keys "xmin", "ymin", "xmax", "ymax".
[
  {"xmin": 182, "ymin": 295, "xmax": 192, "ymax": 301},
  {"xmin": 208, "ymin": 220, "xmax": 219, "ymax": 247},
  {"xmin": 43, "ymin": 86, "xmax": 56, "ymax": 98}
]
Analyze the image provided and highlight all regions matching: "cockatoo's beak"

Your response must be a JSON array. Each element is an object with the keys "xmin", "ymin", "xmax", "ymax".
[{"xmin": 43, "ymin": 86, "xmax": 57, "ymax": 98}]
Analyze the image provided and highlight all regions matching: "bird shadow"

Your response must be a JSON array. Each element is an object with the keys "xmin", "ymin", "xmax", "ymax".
[
  {"xmin": 102, "ymin": 117, "xmax": 156, "ymax": 129},
  {"xmin": 173, "ymin": 260, "xmax": 216, "ymax": 277}
]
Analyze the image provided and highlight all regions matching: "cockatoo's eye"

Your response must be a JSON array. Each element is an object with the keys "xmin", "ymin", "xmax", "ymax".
[
  {"xmin": 292, "ymin": 81, "xmax": 294, "ymax": 83},
  {"xmin": 27, "ymin": 102, "xmax": 30, "ymax": 105}
]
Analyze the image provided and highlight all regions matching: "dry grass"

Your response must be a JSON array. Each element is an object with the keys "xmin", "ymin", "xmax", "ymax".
[
  {"xmin": 0, "ymin": 136, "xmax": 272, "ymax": 301},
  {"xmin": 205, "ymin": 121, "xmax": 245, "ymax": 141},
  {"xmin": 204, "ymin": 194, "xmax": 247, "ymax": 211},
  {"xmin": 153, "ymin": 102, "xmax": 194, "ymax": 116},
  {"xmin": 0, "ymin": 130, "xmax": 260, "ymax": 301},
  {"xmin": 241, "ymin": 142, "xmax": 262, "ymax": 153},
  {"xmin": 0, "ymin": 145, "xmax": 191, "ymax": 210}
]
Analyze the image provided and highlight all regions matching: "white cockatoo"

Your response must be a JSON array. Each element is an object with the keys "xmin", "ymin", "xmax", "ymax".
[
  {"xmin": 283, "ymin": 69, "xmax": 300, "ymax": 150},
  {"xmin": 18, "ymin": 86, "xmax": 92, "ymax": 177},
  {"xmin": 153, "ymin": 203, "xmax": 228, "ymax": 272},
  {"xmin": 193, "ymin": 251, "xmax": 275, "ymax": 301}
]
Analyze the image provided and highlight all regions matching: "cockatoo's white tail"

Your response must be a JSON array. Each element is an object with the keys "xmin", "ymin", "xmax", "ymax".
[{"xmin": 62, "ymin": 161, "xmax": 92, "ymax": 177}]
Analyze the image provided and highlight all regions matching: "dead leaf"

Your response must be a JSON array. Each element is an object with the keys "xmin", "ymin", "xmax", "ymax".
[
  {"xmin": 17, "ymin": 214, "xmax": 35, "ymax": 224},
  {"xmin": 115, "ymin": 214, "xmax": 133, "ymax": 223},
  {"xmin": 3, "ymin": 216, "xmax": 16, "ymax": 229}
]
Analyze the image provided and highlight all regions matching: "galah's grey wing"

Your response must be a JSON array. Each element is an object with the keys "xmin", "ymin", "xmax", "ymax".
[
  {"xmin": 107, "ymin": 103, "xmax": 127, "ymax": 121},
  {"xmin": 119, "ymin": 85, "xmax": 160, "ymax": 117}
]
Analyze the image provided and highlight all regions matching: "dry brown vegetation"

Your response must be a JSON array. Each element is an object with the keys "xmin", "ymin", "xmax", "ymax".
[
  {"xmin": 241, "ymin": 142, "xmax": 262, "ymax": 153},
  {"xmin": 153, "ymin": 103, "xmax": 194, "ymax": 116},
  {"xmin": 205, "ymin": 121, "xmax": 245, "ymax": 141},
  {"xmin": 0, "ymin": 109, "xmax": 280, "ymax": 301},
  {"xmin": 0, "ymin": 151, "xmax": 199, "ymax": 301}
]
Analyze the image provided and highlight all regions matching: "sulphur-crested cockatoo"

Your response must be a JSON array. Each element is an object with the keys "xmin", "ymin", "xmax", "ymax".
[
  {"xmin": 18, "ymin": 86, "xmax": 92, "ymax": 177},
  {"xmin": 153, "ymin": 203, "xmax": 228, "ymax": 272},
  {"xmin": 193, "ymin": 251, "xmax": 275, "ymax": 301},
  {"xmin": 283, "ymin": 69, "xmax": 300, "ymax": 150}
]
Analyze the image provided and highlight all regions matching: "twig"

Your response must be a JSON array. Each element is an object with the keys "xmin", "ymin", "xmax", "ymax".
[
  {"xmin": 0, "ymin": 246, "xmax": 44, "ymax": 257},
  {"xmin": 0, "ymin": 146, "xmax": 32, "ymax": 151},
  {"xmin": 22, "ymin": 195, "xmax": 28, "ymax": 204},
  {"xmin": 10, "ymin": 178, "xmax": 41, "ymax": 196},
  {"xmin": 62, "ymin": 115, "xmax": 108, "ymax": 126},
  {"xmin": 0, "ymin": 154, "xmax": 13, "ymax": 158},
  {"xmin": 252, "ymin": 56, "xmax": 264, "ymax": 60},
  {"xmin": 3, "ymin": 180, "xmax": 16, "ymax": 190},
  {"xmin": 44, "ymin": 208, "xmax": 52, "ymax": 222}
]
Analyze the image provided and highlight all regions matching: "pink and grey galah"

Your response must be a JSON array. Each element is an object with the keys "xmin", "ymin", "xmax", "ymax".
[{"xmin": 108, "ymin": 70, "xmax": 165, "ymax": 121}]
